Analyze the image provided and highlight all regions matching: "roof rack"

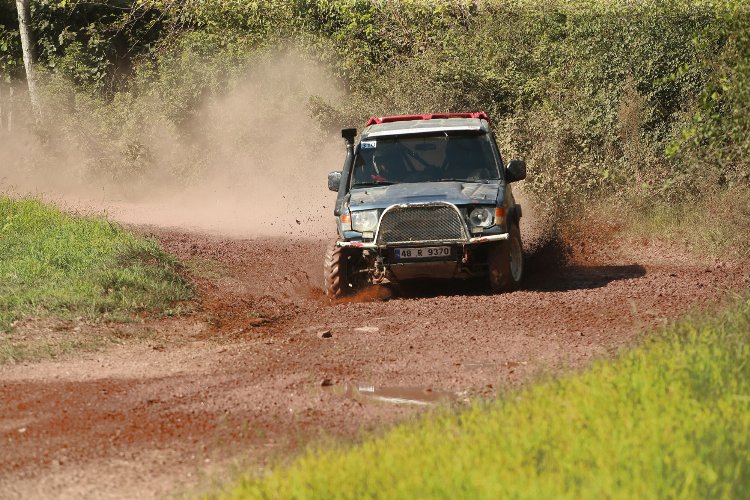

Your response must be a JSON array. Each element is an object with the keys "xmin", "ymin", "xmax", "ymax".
[{"xmin": 365, "ymin": 111, "xmax": 490, "ymax": 127}]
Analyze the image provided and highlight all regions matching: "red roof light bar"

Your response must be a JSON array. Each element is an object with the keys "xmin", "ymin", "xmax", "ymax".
[{"xmin": 365, "ymin": 111, "xmax": 491, "ymax": 127}]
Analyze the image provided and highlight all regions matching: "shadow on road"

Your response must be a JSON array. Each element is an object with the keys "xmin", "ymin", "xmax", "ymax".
[
  {"xmin": 523, "ymin": 263, "xmax": 647, "ymax": 292},
  {"xmin": 387, "ymin": 236, "xmax": 647, "ymax": 299},
  {"xmin": 389, "ymin": 262, "xmax": 647, "ymax": 299},
  {"xmin": 521, "ymin": 236, "xmax": 647, "ymax": 292}
]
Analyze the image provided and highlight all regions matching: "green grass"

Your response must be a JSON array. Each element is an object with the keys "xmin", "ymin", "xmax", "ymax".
[
  {"xmin": 219, "ymin": 298, "xmax": 750, "ymax": 498},
  {"xmin": 0, "ymin": 324, "xmax": 160, "ymax": 364},
  {"xmin": 0, "ymin": 197, "xmax": 192, "ymax": 333},
  {"xmin": 625, "ymin": 188, "xmax": 750, "ymax": 260}
]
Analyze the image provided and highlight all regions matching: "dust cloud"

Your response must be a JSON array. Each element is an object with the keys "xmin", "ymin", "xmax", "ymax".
[
  {"xmin": 0, "ymin": 53, "xmax": 551, "ymax": 248},
  {"xmin": 511, "ymin": 187, "xmax": 542, "ymax": 245},
  {"xmin": 0, "ymin": 52, "xmax": 344, "ymax": 240}
]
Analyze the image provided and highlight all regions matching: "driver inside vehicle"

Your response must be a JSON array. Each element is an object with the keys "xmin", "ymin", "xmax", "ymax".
[
  {"xmin": 372, "ymin": 151, "xmax": 410, "ymax": 182},
  {"xmin": 353, "ymin": 150, "xmax": 408, "ymax": 185}
]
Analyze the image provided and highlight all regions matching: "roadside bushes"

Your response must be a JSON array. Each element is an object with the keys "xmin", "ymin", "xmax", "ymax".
[
  {"xmin": 671, "ymin": 4, "xmax": 750, "ymax": 190},
  {"xmin": 313, "ymin": 1, "xmax": 745, "ymax": 219},
  {"xmin": 0, "ymin": 0, "xmax": 748, "ymax": 229}
]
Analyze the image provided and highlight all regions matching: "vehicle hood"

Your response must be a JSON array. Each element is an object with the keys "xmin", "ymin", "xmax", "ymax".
[{"xmin": 347, "ymin": 181, "xmax": 501, "ymax": 211}]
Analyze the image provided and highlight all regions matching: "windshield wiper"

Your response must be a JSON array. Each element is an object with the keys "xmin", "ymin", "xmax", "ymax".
[
  {"xmin": 439, "ymin": 178, "xmax": 499, "ymax": 183},
  {"xmin": 351, "ymin": 181, "xmax": 395, "ymax": 188}
]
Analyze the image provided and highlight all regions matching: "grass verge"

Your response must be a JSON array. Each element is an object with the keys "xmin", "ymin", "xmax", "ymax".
[
  {"xmin": 0, "ymin": 196, "xmax": 192, "ymax": 336},
  {"xmin": 629, "ymin": 198, "xmax": 750, "ymax": 261},
  {"xmin": 617, "ymin": 187, "xmax": 750, "ymax": 260},
  {"xmin": 220, "ymin": 297, "xmax": 750, "ymax": 498}
]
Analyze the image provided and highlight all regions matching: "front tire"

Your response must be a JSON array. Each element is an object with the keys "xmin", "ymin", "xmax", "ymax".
[
  {"xmin": 324, "ymin": 241, "xmax": 349, "ymax": 298},
  {"xmin": 488, "ymin": 225, "xmax": 524, "ymax": 293},
  {"xmin": 325, "ymin": 241, "xmax": 370, "ymax": 298}
]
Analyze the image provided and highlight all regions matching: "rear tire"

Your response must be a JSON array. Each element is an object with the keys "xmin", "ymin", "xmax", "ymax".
[{"xmin": 488, "ymin": 225, "xmax": 524, "ymax": 293}]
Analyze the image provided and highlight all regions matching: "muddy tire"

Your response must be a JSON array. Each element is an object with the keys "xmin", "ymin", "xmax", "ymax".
[
  {"xmin": 324, "ymin": 241, "xmax": 351, "ymax": 298},
  {"xmin": 488, "ymin": 224, "xmax": 524, "ymax": 293}
]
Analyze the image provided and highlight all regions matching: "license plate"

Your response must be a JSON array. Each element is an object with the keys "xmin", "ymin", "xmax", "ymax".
[{"xmin": 394, "ymin": 246, "xmax": 451, "ymax": 260}]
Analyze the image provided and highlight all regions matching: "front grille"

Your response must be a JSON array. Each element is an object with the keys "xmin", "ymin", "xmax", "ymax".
[{"xmin": 376, "ymin": 204, "xmax": 468, "ymax": 245}]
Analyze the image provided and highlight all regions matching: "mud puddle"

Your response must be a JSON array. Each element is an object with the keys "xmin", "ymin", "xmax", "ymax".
[
  {"xmin": 330, "ymin": 384, "xmax": 458, "ymax": 406},
  {"xmin": 462, "ymin": 361, "xmax": 497, "ymax": 371}
]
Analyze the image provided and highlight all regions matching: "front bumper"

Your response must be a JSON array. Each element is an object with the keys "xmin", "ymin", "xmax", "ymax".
[{"xmin": 336, "ymin": 232, "xmax": 508, "ymax": 249}]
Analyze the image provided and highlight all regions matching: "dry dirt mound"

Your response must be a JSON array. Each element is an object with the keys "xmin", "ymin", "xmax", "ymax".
[{"xmin": 1, "ymin": 229, "xmax": 747, "ymax": 499}]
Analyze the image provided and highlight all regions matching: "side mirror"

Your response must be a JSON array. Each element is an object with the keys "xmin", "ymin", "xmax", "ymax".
[
  {"xmin": 328, "ymin": 171, "xmax": 342, "ymax": 192},
  {"xmin": 505, "ymin": 159, "xmax": 526, "ymax": 183}
]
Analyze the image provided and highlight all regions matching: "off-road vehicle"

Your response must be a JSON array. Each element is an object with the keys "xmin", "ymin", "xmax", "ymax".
[{"xmin": 325, "ymin": 112, "xmax": 526, "ymax": 297}]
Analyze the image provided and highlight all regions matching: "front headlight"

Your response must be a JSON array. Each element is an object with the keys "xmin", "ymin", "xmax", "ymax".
[
  {"xmin": 469, "ymin": 207, "xmax": 494, "ymax": 228},
  {"xmin": 351, "ymin": 209, "xmax": 379, "ymax": 232}
]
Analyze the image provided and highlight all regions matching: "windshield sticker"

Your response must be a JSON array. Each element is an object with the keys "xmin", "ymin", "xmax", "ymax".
[{"xmin": 361, "ymin": 140, "xmax": 377, "ymax": 149}]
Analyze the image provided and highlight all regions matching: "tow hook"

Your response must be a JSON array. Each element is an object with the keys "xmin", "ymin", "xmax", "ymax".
[{"xmin": 372, "ymin": 258, "xmax": 387, "ymax": 284}]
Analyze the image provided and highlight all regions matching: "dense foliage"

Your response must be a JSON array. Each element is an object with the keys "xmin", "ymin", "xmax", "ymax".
[{"xmin": 0, "ymin": 0, "xmax": 748, "ymax": 218}]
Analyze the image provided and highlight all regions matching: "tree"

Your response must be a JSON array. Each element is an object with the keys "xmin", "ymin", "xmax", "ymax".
[{"xmin": 15, "ymin": 0, "xmax": 40, "ymax": 119}]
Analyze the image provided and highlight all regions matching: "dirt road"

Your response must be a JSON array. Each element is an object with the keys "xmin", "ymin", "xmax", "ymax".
[{"xmin": 1, "ymin": 228, "xmax": 747, "ymax": 498}]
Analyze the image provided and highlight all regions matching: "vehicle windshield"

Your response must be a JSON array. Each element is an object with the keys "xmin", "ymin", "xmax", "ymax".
[{"xmin": 351, "ymin": 132, "xmax": 501, "ymax": 187}]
